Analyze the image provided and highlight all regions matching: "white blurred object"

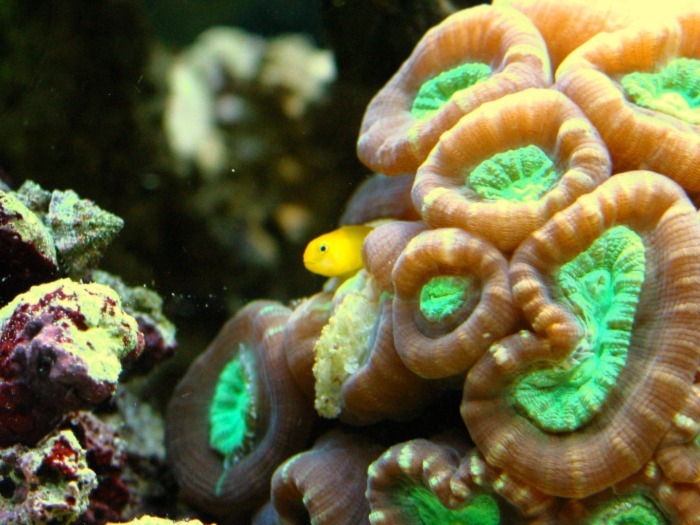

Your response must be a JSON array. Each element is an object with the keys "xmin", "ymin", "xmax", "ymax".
[{"xmin": 259, "ymin": 34, "xmax": 336, "ymax": 118}]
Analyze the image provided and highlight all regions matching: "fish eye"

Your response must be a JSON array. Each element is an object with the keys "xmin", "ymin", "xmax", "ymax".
[{"xmin": 319, "ymin": 244, "xmax": 327, "ymax": 253}]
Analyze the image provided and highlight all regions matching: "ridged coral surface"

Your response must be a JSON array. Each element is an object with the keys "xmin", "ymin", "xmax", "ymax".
[
  {"xmin": 412, "ymin": 88, "xmax": 611, "ymax": 252},
  {"xmin": 166, "ymin": 301, "xmax": 314, "ymax": 522},
  {"xmin": 556, "ymin": 8, "xmax": 700, "ymax": 191},
  {"xmin": 357, "ymin": 4, "xmax": 551, "ymax": 175},
  {"xmin": 463, "ymin": 172, "xmax": 700, "ymax": 499},
  {"xmin": 270, "ymin": 429, "xmax": 382, "ymax": 524}
]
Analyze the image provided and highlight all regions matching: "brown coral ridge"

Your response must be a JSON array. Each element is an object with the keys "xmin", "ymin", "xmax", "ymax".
[
  {"xmin": 357, "ymin": 4, "xmax": 551, "ymax": 175},
  {"xmin": 362, "ymin": 220, "xmax": 429, "ymax": 291},
  {"xmin": 412, "ymin": 88, "xmax": 611, "ymax": 253},
  {"xmin": 303, "ymin": 269, "xmax": 434, "ymax": 424},
  {"xmin": 391, "ymin": 227, "xmax": 517, "ymax": 379},
  {"xmin": 165, "ymin": 301, "xmax": 315, "ymax": 523},
  {"xmin": 366, "ymin": 436, "xmax": 555, "ymax": 524},
  {"xmin": 554, "ymin": 460, "xmax": 700, "ymax": 524},
  {"xmin": 267, "ymin": 429, "xmax": 383, "ymax": 524},
  {"xmin": 655, "ymin": 376, "xmax": 700, "ymax": 484},
  {"xmin": 340, "ymin": 298, "xmax": 436, "ymax": 424},
  {"xmin": 339, "ymin": 173, "xmax": 420, "ymax": 226},
  {"xmin": 463, "ymin": 171, "xmax": 700, "ymax": 499},
  {"xmin": 556, "ymin": 8, "xmax": 700, "ymax": 190},
  {"xmin": 494, "ymin": 0, "xmax": 695, "ymax": 72},
  {"xmin": 283, "ymin": 291, "xmax": 334, "ymax": 400}
]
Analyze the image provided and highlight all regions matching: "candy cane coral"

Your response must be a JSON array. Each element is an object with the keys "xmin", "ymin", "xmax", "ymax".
[
  {"xmin": 557, "ymin": 8, "xmax": 700, "ymax": 190},
  {"xmin": 164, "ymin": 2, "xmax": 700, "ymax": 522},
  {"xmin": 493, "ymin": 0, "xmax": 695, "ymax": 71},
  {"xmin": 463, "ymin": 171, "xmax": 700, "ymax": 498},
  {"xmin": 165, "ymin": 301, "xmax": 314, "ymax": 522},
  {"xmin": 412, "ymin": 88, "xmax": 611, "ymax": 252},
  {"xmin": 357, "ymin": 4, "xmax": 551, "ymax": 175},
  {"xmin": 269, "ymin": 429, "xmax": 382, "ymax": 524},
  {"xmin": 366, "ymin": 436, "xmax": 556, "ymax": 523},
  {"xmin": 391, "ymin": 227, "xmax": 517, "ymax": 379}
]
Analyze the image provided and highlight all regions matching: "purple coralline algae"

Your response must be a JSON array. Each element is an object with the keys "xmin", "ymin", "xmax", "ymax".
[
  {"xmin": 63, "ymin": 412, "xmax": 131, "ymax": 525},
  {"xmin": 0, "ymin": 278, "xmax": 143, "ymax": 447},
  {"xmin": 0, "ymin": 429, "xmax": 97, "ymax": 524}
]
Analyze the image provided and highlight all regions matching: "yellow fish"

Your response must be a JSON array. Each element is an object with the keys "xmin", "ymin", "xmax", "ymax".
[{"xmin": 303, "ymin": 225, "xmax": 373, "ymax": 278}]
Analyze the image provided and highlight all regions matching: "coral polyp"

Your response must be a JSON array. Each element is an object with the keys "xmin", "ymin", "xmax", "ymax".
[
  {"xmin": 621, "ymin": 57, "xmax": 700, "ymax": 124},
  {"xmin": 166, "ymin": 301, "xmax": 314, "ymax": 522}
]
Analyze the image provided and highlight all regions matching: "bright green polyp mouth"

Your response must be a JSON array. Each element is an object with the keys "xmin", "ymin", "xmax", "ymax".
[
  {"xmin": 401, "ymin": 487, "xmax": 500, "ymax": 525},
  {"xmin": 467, "ymin": 145, "xmax": 560, "ymax": 202},
  {"xmin": 411, "ymin": 62, "xmax": 491, "ymax": 119},
  {"xmin": 419, "ymin": 275, "xmax": 477, "ymax": 323},
  {"xmin": 209, "ymin": 344, "xmax": 256, "ymax": 459},
  {"xmin": 512, "ymin": 226, "xmax": 645, "ymax": 433},
  {"xmin": 589, "ymin": 494, "xmax": 668, "ymax": 525},
  {"xmin": 621, "ymin": 57, "xmax": 700, "ymax": 124}
]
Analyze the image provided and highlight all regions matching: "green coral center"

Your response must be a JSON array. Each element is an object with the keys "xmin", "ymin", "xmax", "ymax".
[
  {"xmin": 512, "ymin": 226, "xmax": 645, "ymax": 432},
  {"xmin": 402, "ymin": 487, "xmax": 500, "ymax": 525},
  {"xmin": 467, "ymin": 145, "xmax": 560, "ymax": 202},
  {"xmin": 411, "ymin": 62, "xmax": 491, "ymax": 119},
  {"xmin": 621, "ymin": 57, "xmax": 700, "ymax": 124},
  {"xmin": 209, "ymin": 345, "xmax": 256, "ymax": 459},
  {"xmin": 590, "ymin": 494, "xmax": 667, "ymax": 525},
  {"xmin": 419, "ymin": 275, "xmax": 477, "ymax": 323}
]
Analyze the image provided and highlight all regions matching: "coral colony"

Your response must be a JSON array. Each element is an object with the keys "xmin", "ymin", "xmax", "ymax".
[
  {"xmin": 0, "ymin": 180, "xmax": 177, "ymax": 524},
  {"xmin": 166, "ymin": 0, "xmax": 700, "ymax": 523}
]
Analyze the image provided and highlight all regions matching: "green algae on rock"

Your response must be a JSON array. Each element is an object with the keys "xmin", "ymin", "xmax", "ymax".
[
  {"xmin": 113, "ymin": 518, "xmax": 209, "ymax": 525},
  {"xmin": 0, "ymin": 278, "xmax": 142, "ymax": 385},
  {"xmin": 89, "ymin": 270, "xmax": 177, "ymax": 377},
  {"xmin": 0, "ymin": 429, "xmax": 97, "ymax": 525},
  {"xmin": 0, "ymin": 190, "xmax": 57, "ymax": 262},
  {"xmin": 46, "ymin": 189, "xmax": 124, "ymax": 278},
  {"xmin": 0, "ymin": 189, "xmax": 58, "ymax": 302},
  {"xmin": 15, "ymin": 180, "xmax": 124, "ymax": 279},
  {"xmin": 0, "ymin": 278, "xmax": 143, "ymax": 446}
]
